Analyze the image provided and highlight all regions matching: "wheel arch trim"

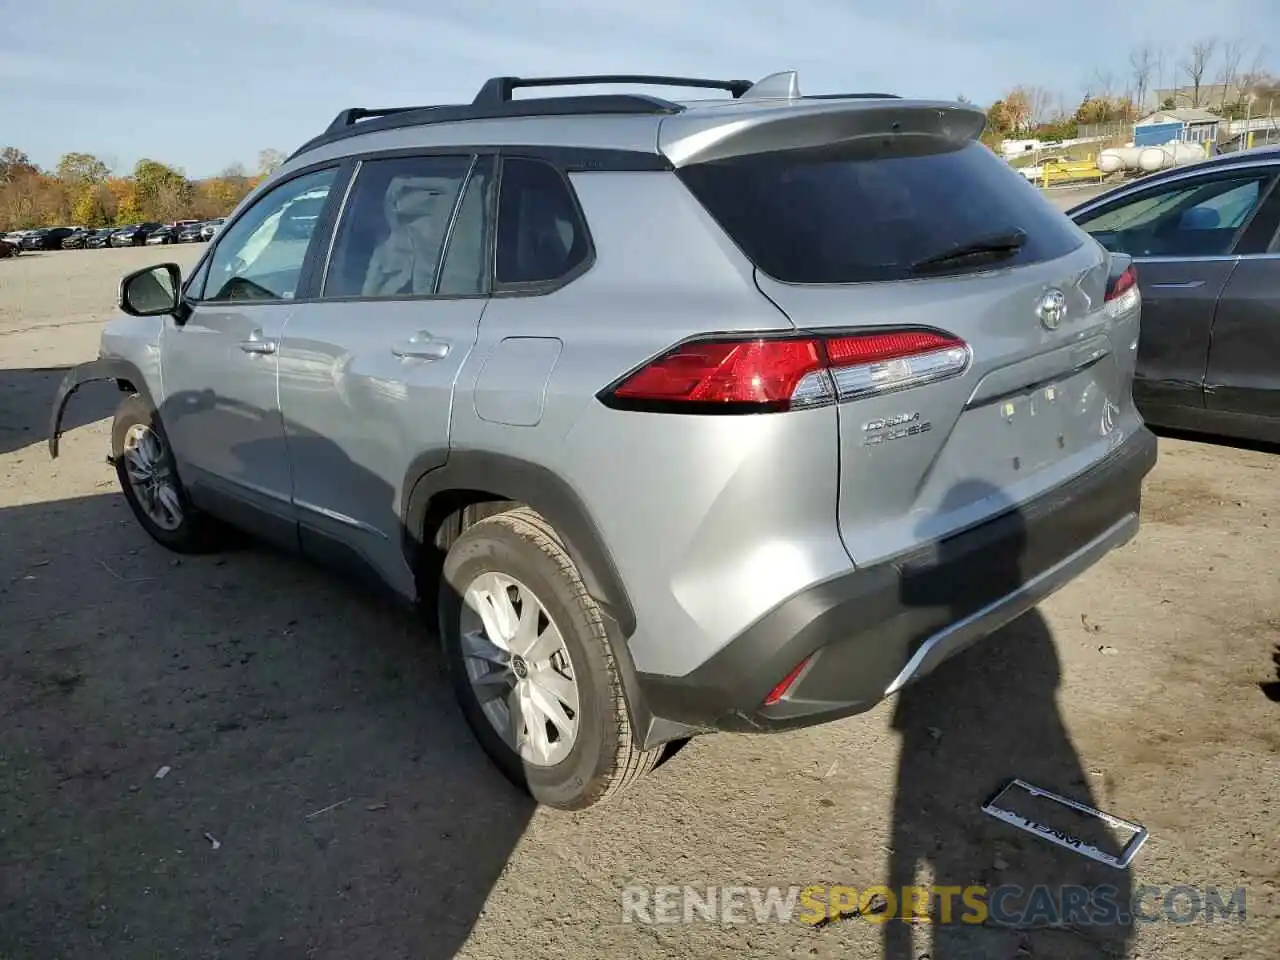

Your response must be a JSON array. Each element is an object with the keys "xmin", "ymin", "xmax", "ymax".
[
  {"xmin": 48, "ymin": 357, "xmax": 153, "ymax": 459},
  {"xmin": 401, "ymin": 450, "xmax": 637, "ymax": 638}
]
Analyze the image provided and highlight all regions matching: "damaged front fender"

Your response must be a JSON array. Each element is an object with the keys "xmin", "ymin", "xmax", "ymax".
[{"xmin": 48, "ymin": 357, "xmax": 145, "ymax": 459}]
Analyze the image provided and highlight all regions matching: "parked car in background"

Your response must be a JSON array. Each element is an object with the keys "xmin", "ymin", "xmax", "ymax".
[
  {"xmin": 110, "ymin": 223, "xmax": 163, "ymax": 247},
  {"xmin": 200, "ymin": 217, "xmax": 225, "ymax": 240},
  {"xmin": 61, "ymin": 228, "xmax": 97, "ymax": 250},
  {"xmin": 177, "ymin": 221, "xmax": 206, "ymax": 243},
  {"xmin": 50, "ymin": 70, "xmax": 1156, "ymax": 810},
  {"xmin": 22, "ymin": 227, "xmax": 75, "ymax": 250},
  {"xmin": 1068, "ymin": 144, "xmax": 1280, "ymax": 444},
  {"xmin": 145, "ymin": 224, "xmax": 177, "ymax": 246},
  {"xmin": 85, "ymin": 228, "xmax": 115, "ymax": 249}
]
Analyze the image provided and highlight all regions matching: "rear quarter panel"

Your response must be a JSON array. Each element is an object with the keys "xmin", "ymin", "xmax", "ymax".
[{"xmin": 450, "ymin": 170, "xmax": 856, "ymax": 677}]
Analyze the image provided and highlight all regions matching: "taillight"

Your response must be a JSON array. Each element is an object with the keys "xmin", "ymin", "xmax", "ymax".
[
  {"xmin": 763, "ymin": 656, "xmax": 813, "ymax": 706},
  {"xmin": 1104, "ymin": 263, "xmax": 1140, "ymax": 318},
  {"xmin": 599, "ymin": 329, "xmax": 969, "ymax": 414}
]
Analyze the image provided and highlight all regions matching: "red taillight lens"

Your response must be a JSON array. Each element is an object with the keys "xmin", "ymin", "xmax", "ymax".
[
  {"xmin": 1104, "ymin": 264, "xmax": 1140, "ymax": 318},
  {"xmin": 608, "ymin": 338, "xmax": 825, "ymax": 408},
  {"xmin": 825, "ymin": 330, "xmax": 962, "ymax": 366},
  {"xmin": 600, "ymin": 330, "xmax": 969, "ymax": 414},
  {"xmin": 1106, "ymin": 264, "xmax": 1137, "ymax": 301},
  {"xmin": 763, "ymin": 656, "xmax": 812, "ymax": 706}
]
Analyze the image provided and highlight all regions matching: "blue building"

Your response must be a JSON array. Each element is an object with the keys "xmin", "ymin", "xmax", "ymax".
[{"xmin": 1133, "ymin": 109, "xmax": 1221, "ymax": 148}]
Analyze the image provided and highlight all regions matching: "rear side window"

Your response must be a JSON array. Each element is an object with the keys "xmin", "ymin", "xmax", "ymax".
[
  {"xmin": 495, "ymin": 157, "xmax": 590, "ymax": 286},
  {"xmin": 323, "ymin": 154, "xmax": 473, "ymax": 298},
  {"xmin": 678, "ymin": 140, "xmax": 1084, "ymax": 283}
]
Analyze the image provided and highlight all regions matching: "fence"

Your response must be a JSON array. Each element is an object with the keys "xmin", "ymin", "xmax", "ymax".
[{"xmin": 1077, "ymin": 122, "xmax": 1134, "ymax": 141}]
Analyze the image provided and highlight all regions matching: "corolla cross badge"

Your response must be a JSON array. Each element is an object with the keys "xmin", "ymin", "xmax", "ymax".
[{"xmin": 1037, "ymin": 289, "xmax": 1067, "ymax": 331}]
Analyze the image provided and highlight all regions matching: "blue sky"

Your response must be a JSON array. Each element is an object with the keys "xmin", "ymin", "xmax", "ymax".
[{"xmin": 1, "ymin": 0, "xmax": 1274, "ymax": 178}]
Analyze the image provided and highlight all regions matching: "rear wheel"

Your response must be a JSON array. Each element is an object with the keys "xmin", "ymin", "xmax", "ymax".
[
  {"xmin": 439, "ymin": 507, "xmax": 662, "ymax": 809},
  {"xmin": 112, "ymin": 394, "xmax": 227, "ymax": 553}
]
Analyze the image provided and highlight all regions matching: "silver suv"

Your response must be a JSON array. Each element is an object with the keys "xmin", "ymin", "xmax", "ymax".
[{"xmin": 49, "ymin": 72, "xmax": 1156, "ymax": 810}]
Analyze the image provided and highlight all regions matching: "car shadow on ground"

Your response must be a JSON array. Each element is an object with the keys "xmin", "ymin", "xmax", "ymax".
[
  {"xmin": 1, "ymin": 366, "xmax": 120, "ymax": 457},
  {"xmin": 1261, "ymin": 647, "xmax": 1280, "ymax": 703},
  {"xmin": 1151, "ymin": 424, "xmax": 1280, "ymax": 456},
  {"xmin": 883, "ymin": 481, "xmax": 1135, "ymax": 960},
  {"xmin": 1, "ymin": 382, "xmax": 536, "ymax": 958}
]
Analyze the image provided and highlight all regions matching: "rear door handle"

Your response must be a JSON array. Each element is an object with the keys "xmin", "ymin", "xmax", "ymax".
[
  {"xmin": 392, "ymin": 334, "xmax": 450, "ymax": 360},
  {"xmin": 1149, "ymin": 280, "xmax": 1206, "ymax": 289},
  {"xmin": 239, "ymin": 332, "xmax": 278, "ymax": 355}
]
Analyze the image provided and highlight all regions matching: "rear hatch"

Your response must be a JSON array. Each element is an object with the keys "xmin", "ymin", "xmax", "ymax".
[{"xmin": 669, "ymin": 103, "xmax": 1137, "ymax": 566}]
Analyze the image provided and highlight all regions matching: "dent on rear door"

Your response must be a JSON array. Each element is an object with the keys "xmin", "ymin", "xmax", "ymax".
[
  {"xmin": 1131, "ymin": 257, "xmax": 1238, "ymax": 410},
  {"xmin": 1203, "ymin": 257, "xmax": 1280, "ymax": 420}
]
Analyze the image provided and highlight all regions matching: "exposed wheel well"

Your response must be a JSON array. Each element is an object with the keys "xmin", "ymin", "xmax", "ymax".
[
  {"xmin": 413, "ymin": 490, "xmax": 527, "ymax": 616},
  {"xmin": 401, "ymin": 453, "xmax": 636, "ymax": 638}
]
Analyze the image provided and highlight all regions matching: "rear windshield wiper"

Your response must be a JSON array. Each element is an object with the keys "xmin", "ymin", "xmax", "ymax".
[{"xmin": 908, "ymin": 228, "xmax": 1028, "ymax": 275}]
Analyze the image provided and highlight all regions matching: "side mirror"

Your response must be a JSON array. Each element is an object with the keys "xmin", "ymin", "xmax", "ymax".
[{"xmin": 119, "ymin": 263, "xmax": 181, "ymax": 317}]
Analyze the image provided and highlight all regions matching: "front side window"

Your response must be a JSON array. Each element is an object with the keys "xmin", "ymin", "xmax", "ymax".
[
  {"xmin": 323, "ymin": 154, "xmax": 473, "ymax": 298},
  {"xmin": 495, "ymin": 157, "xmax": 590, "ymax": 286},
  {"xmin": 1074, "ymin": 173, "xmax": 1271, "ymax": 259},
  {"xmin": 202, "ymin": 167, "xmax": 338, "ymax": 302}
]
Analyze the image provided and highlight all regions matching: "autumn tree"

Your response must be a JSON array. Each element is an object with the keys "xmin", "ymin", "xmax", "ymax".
[
  {"xmin": 71, "ymin": 185, "xmax": 112, "ymax": 227},
  {"xmin": 129, "ymin": 158, "xmax": 192, "ymax": 222},
  {"xmin": 1002, "ymin": 89, "xmax": 1031, "ymax": 133},
  {"xmin": 0, "ymin": 147, "xmax": 38, "ymax": 184},
  {"xmin": 114, "ymin": 181, "xmax": 142, "ymax": 224},
  {"xmin": 56, "ymin": 152, "xmax": 110, "ymax": 187}
]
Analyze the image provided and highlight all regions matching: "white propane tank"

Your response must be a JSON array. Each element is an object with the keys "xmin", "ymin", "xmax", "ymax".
[
  {"xmin": 1116, "ymin": 146, "xmax": 1143, "ymax": 170},
  {"xmin": 1171, "ymin": 141, "xmax": 1206, "ymax": 166},
  {"xmin": 1098, "ymin": 149, "xmax": 1124, "ymax": 173},
  {"xmin": 1138, "ymin": 147, "xmax": 1170, "ymax": 172}
]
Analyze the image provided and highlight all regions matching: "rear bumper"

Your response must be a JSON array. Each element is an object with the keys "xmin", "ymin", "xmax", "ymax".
[{"xmin": 635, "ymin": 427, "xmax": 1157, "ymax": 738}]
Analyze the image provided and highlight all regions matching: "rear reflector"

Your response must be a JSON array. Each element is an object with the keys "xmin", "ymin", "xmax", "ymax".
[
  {"xmin": 600, "ymin": 329, "xmax": 969, "ymax": 414},
  {"xmin": 763, "ymin": 656, "xmax": 812, "ymax": 706},
  {"xmin": 1104, "ymin": 263, "xmax": 1140, "ymax": 318}
]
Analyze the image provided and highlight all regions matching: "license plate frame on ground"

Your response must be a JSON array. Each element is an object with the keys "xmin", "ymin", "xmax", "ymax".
[{"xmin": 982, "ymin": 778, "xmax": 1149, "ymax": 869}]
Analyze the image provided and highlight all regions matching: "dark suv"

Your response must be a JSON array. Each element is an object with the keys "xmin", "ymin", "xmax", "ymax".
[
  {"xmin": 111, "ymin": 223, "xmax": 164, "ymax": 247},
  {"xmin": 22, "ymin": 227, "xmax": 75, "ymax": 251}
]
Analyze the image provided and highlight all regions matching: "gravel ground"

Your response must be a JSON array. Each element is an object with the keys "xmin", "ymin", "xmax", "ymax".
[{"xmin": 1, "ymin": 243, "xmax": 1277, "ymax": 960}]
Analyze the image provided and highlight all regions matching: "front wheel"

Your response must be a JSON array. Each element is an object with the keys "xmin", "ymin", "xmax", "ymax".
[
  {"xmin": 439, "ymin": 507, "xmax": 662, "ymax": 810},
  {"xmin": 112, "ymin": 395, "xmax": 227, "ymax": 553}
]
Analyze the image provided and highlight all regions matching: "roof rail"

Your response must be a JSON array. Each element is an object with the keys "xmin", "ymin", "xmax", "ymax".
[
  {"xmin": 472, "ymin": 74, "xmax": 753, "ymax": 106},
  {"xmin": 287, "ymin": 94, "xmax": 685, "ymax": 163},
  {"xmin": 323, "ymin": 106, "xmax": 436, "ymax": 134}
]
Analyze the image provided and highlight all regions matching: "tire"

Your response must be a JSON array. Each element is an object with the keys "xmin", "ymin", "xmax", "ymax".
[
  {"xmin": 111, "ymin": 394, "xmax": 228, "ymax": 553},
  {"xmin": 439, "ymin": 506, "xmax": 662, "ymax": 810}
]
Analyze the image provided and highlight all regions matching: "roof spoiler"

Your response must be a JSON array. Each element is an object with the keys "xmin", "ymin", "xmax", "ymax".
[{"xmin": 658, "ymin": 99, "xmax": 987, "ymax": 167}]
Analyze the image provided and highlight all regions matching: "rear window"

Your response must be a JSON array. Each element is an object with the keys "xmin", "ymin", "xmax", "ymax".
[{"xmin": 678, "ymin": 139, "xmax": 1084, "ymax": 283}]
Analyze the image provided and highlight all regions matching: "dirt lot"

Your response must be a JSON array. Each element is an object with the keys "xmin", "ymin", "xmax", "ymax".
[{"xmin": 1, "ymin": 244, "xmax": 1277, "ymax": 960}]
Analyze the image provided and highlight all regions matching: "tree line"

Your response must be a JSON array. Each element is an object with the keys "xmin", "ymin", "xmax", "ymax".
[
  {"xmin": 5, "ymin": 37, "xmax": 1276, "ymax": 224},
  {"xmin": 976, "ymin": 38, "xmax": 1277, "ymax": 146},
  {"xmin": 0, "ymin": 148, "xmax": 287, "ymax": 233}
]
